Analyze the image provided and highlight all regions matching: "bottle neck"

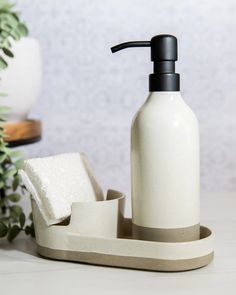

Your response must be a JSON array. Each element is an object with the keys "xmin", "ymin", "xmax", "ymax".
[
  {"xmin": 149, "ymin": 73, "xmax": 180, "ymax": 92},
  {"xmin": 146, "ymin": 91, "xmax": 183, "ymax": 106},
  {"xmin": 148, "ymin": 91, "xmax": 182, "ymax": 98}
]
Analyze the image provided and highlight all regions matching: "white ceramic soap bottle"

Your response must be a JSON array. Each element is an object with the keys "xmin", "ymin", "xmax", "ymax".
[{"xmin": 111, "ymin": 35, "xmax": 200, "ymax": 242}]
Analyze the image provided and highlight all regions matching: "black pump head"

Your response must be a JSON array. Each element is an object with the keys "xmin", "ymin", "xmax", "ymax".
[
  {"xmin": 150, "ymin": 35, "xmax": 177, "ymax": 62},
  {"xmin": 111, "ymin": 34, "xmax": 180, "ymax": 91}
]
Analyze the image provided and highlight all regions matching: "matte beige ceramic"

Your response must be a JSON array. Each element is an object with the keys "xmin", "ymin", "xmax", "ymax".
[
  {"xmin": 32, "ymin": 189, "xmax": 125, "ymax": 243},
  {"xmin": 38, "ymin": 244, "xmax": 213, "ymax": 272},
  {"xmin": 32, "ymin": 190, "xmax": 214, "ymax": 272}
]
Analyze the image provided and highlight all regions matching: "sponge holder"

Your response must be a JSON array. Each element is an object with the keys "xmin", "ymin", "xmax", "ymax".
[{"xmin": 32, "ymin": 190, "xmax": 214, "ymax": 272}]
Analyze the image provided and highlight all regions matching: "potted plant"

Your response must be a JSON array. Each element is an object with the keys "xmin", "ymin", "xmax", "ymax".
[
  {"xmin": 0, "ymin": 0, "xmax": 35, "ymax": 241},
  {"xmin": 0, "ymin": 107, "xmax": 34, "ymax": 241},
  {"xmin": 0, "ymin": 0, "xmax": 42, "ymax": 122}
]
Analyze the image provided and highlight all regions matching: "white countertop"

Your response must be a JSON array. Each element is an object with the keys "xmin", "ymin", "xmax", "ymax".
[{"xmin": 0, "ymin": 193, "xmax": 235, "ymax": 295}]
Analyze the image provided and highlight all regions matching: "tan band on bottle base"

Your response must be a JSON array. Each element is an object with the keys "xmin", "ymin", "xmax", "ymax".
[{"xmin": 132, "ymin": 223, "xmax": 200, "ymax": 242}]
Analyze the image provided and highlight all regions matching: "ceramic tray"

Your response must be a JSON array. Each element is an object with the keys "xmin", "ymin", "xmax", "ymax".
[{"xmin": 32, "ymin": 190, "xmax": 214, "ymax": 272}]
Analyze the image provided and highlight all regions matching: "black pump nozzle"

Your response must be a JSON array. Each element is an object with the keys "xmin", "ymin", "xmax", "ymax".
[
  {"xmin": 111, "ymin": 41, "xmax": 151, "ymax": 53},
  {"xmin": 111, "ymin": 34, "xmax": 180, "ymax": 92}
]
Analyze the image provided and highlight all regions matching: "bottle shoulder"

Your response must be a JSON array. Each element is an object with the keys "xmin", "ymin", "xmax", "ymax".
[{"xmin": 132, "ymin": 92, "xmax": 199, "ymax": 129}]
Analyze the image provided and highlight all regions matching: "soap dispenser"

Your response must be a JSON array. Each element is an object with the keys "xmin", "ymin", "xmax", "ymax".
[{"xmin": 111, "ymin": 35, "xmax": 200, "ymax": 242}]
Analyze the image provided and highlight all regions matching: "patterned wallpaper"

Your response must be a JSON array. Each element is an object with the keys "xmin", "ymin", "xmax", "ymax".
[{"xmin": 15, "ymin": 0, "xmax": 236, "ymax": 211}]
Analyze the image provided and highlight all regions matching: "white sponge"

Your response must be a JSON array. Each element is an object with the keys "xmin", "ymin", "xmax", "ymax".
[{"xmin": 19, "ymin": 153, "xmax": 104, "ymax": 225}]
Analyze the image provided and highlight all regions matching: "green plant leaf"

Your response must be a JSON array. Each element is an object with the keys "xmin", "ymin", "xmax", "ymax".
[
  {"xmin": 9, "ymin": 29, "xmax": 20, "ymax": 41},
  {"xmin": 25, "ymin": 223, "xmax": 35, "ymax": 237},
  {"xmin": 0, "ymin": 31, "xmax": 9, "ymax": 38},
  {"xmin": 0, "ymin": 2, "xmax": 15, "ymax": 11},
  {"xmin": 25, "ymin": 225, "xmax": 30, "ymax": 235},
  {"xmin": 4, "ymin": 167, "xmax": 17, "ymax": 178},
  {"xmin": 0, "ymin": 198, "xmax": 5, "ymax": 207},
  {"xmin": 0, "ymin": 153, "xmax": 7, "ymax": 163},
  {"xmin": 0, "ymin": 181, "xmax": 4, "ymax": 188},
  {"xmin": 0, "ymin": 145, "xmax": 8, "ymax": 153},
  {"xmin": 2, "ymin": 47, "xmax": 13, "ymax": 57},
  {"xmin": 14, "ymin": 159, "xmax": 23, "ymax": 169},
  {"xmin": 7, "ymin": 224, "xmax": 21, "ymax": 242},
  {"xmin": 0, "ymin": 13, "xmax": 18, "ymax": 28},
  {"xmin": 0, "ymin": 106, "xmax": 11, "ymax": 113},
  {"xmin": 1, "ymin": 39, "xmax": 11, "ymax": 49},
  {"xmin": 8, "ymin": 193, "xmax": 21, "ymax": 202},
  {"xmin": 18, "ymin": 24, "xmax": 28, "ymax": 36},
  {"xmin": 29, "ymin": 212, "xmax": 33, "ymax": 221},
  {"xmin": 12, "ymin": 175, "xmax": 20, "ymax": 191},
  {"xmin": 10, "ymin": 205, "xmax": 22, "ymax": 220},
  {"xmin": 12, "ymin": 13, "xmax": 19, "ymax": 22},
  {"xmin": 8, "ymin": 150, "xmax": 23, "ymax": 158},
  {"xmin": 19, "ymin": 212, "xmax": 25, "ymax": 228},
  {"xmin": 29, "ymin": 223, "xmax": 35, "ymax": 237},
  {"xmin": 0, "ymin": 56, "xmax": 7, "ymax": 69},
  {"xmin": 0, "ymin": 221, "xmax": 8, "ymax": 238}
]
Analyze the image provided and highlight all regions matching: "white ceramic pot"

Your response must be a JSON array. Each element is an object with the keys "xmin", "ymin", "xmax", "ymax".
[{"xmin": 0, "ymin": 37, "xmax": 42, "ymax": 122}]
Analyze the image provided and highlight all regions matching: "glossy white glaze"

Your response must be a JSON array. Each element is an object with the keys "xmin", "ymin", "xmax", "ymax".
[{"xmin": 131, "ymin": 91, "xmax": 200, "ymax": 229}]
